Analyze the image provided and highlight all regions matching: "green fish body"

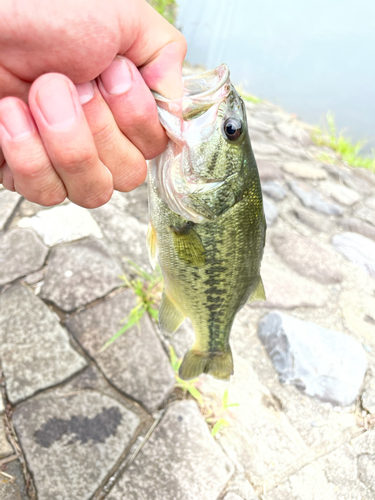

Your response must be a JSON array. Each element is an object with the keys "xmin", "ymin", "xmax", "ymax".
[{"xmin": 147, "ymin": 64, "xmax": 266, "ymax": 380}]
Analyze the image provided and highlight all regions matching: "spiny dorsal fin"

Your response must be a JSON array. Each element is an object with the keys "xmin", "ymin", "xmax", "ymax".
[
  {"xmin": 159, "ymin": 291, "xmax": 186, "ymax": 335},
  {"xmin": 146, "ymin": 222, "xmax": 157, "ymax": 270},
  {"xmin": 248, "ymin": 276, "xmax": 266, "ymax": 303},
  {"xmin": 169, "ymin": 223, "xmax": 206, "ymax": 267},
  {"xmin": 179, "ymin": 348, "xmax": 233, "ymax": 381}
]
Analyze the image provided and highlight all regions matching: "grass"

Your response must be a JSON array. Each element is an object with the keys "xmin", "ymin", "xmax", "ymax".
[
  {"xmin": 169, "ymin": 346, "xmax": 203, "ymax": 404},
  {"xmin": 148, "ymin": 0, "xmax": 177, "ymax": 24},
  {"xmin": 237, "ymin": 87, "xmax": 262, "ymax": 104},
  {"xmin": 313, "ymin": 111, "xmax": 375, "ymax": 173},
  {"xmin": 204, "ymin": 389, "xmax": 240, "ymax": 437}
]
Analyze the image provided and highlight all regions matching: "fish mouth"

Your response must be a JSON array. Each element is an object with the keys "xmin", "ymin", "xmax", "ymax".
[{"xmin": 153, "ymin": 64, "xmax": 231, "ymax": 121}]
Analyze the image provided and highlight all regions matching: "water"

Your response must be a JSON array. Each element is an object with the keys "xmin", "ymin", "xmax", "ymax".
[{"xmin": 177, "ymin": 0, "xmax": 375, "ymax": 155}]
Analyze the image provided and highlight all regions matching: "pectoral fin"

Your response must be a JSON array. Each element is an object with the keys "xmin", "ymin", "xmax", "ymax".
[
  {"xmin": 159, "ymin": 291, "xmax": 186, "ymax": 334},
  {"xmin": 169, "ymin": 223, "xmax": 206, "ymax": 267},
  {"xmin": 147, "ymin": 223, "xmax": 157, "ymax": 269},
  {"xmin": 248, "ymin": 276, "xmax": 266, "ymax": 303}
]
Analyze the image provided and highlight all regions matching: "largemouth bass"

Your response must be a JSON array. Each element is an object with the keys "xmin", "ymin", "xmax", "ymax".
[{"xmin": 147, "ymin": 64, "xmax": 266, "ymax": 380}]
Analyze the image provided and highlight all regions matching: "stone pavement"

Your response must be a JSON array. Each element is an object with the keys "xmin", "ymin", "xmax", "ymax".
[{"xmin": 0, "ymin": 96, "xmax": 375, "ymax": 500}]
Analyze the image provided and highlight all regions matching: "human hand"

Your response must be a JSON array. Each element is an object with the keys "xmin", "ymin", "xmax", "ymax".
[{"xmin": 0, "ymin": 0, "xmax": 186, "ymax": 207}]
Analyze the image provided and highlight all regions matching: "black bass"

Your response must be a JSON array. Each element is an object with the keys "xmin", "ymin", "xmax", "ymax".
[{"xmin": 147, "ymin": 64, "xmax": 266, "ymax": 380}]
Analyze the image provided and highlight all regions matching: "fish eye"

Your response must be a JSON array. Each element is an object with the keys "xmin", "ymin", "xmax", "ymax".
[{"xmin": 223, "ymin": 117, "xmax": 243, "ymax": 141}]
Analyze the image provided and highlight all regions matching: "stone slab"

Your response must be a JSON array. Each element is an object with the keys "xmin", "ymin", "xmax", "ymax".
[
  {"xmin": 276, "ymin": 121, "xmax": 311, "ymax": 146},
  {"xmin": 18, "ymin": 203, "xmax": 103, "ymax": 246},
  {"xmin": 272, "ymin": 231, "xmax": 344, "ymax": 284},
  {"xmin": 283, "ymin": 162, "xmax": 327, "ymax": 180},
  {"xmin": 339, "ymin": 217, "xmax": 375, "ymax": 242},
  {"xmin": 320, "ymin": 180, "xmax": 361, "ymax": 206},
  {"xmin": 40, "ymin": 238, "xmax": 123, "ymax": 311},
  {"xmin": 263, "ymin": 198, "xmax": 278, "ymax": 227},
  {"xmin": 324, "ymin": 166, "xmax": 373, "ymax": 195},
  {"xmin": 354, "ymin": 206, "xmax": 375, "ymax": 227},
  {"xmin": 0, "ymin": 228, "xmax": 48, "ymax": 286},
  {"xmin": 258, "ymin": 311, "xmax": 367, "ymax": 406},
  {"xmin": 289, "ymin": 207, "xmax": 334, "ymax": 233},
  {"xmin": 257, "ymin": 160, "xmax": 284, "ymax": 182},
  {"xmin": 332, "ymin": 232, "xmax": 375, "ymax": 278},
  {"xmin": 252, "ymin": 142, "xmax": 281, "ymax": 157},
  {"xmin": 66, "ymin": 289, "xmax": 175, "ymax": 413},
  {"xmin": 0, "ymin": 284, "xmax": 87, "ymax": 404},
  {"xmin": 0, "ymin": 190, "xmax": 21, "ymax": 231},
  {"xmin": 169, "ymin": 319, "xmax": 196, "ymax": 359},
  {"xmin": 0, "ymin": 416, "xmax": 12, "ymax": 458},
  {"xmin": 339, "ymin": 291, "xmax": 375, "ymax": 340},
  {"xmin": 0, "ymin": 395, "xmax": 4, "ymax": 414},
  {"xmin": 12, "ymin": 390, "xmax": 140, "ymax": 500},
  {"xmin": 261, "ymin": 181, "xmax": 286, "ymax": 201},
  {"xmin": 107, "ymin": 400, "xmax": 234, "ymax": 500},
  {"xmin": 289, "ymin": 181, "xmax": 343, "ymax": 216}
]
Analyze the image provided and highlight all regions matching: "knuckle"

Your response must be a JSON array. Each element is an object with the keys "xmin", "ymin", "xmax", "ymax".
[
  {"xmin": 130, "ymin": 100, "xmax": 157, "ymax": 127},
  {"xmin": 56, "ymin": 145, "xmax": 97, "ymax": 174},
  {"xmin": 78, "ymin": 185, "xmax": 113, "ymax": 209},
  {"xmin": 143, "ymin": 136, "xmax": 168, "ymax": 160}
]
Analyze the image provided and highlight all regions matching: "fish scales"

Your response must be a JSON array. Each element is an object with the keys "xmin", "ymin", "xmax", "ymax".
[{"xmin": 148, "ymin": 64, "xmax": 266, "ymax": 380}]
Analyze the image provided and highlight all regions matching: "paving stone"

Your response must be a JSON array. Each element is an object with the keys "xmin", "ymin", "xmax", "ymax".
[
  {"xmin": 252, "ymin": 142, "xmax": 281, "ymax": 157},
  {"xmin": 0, "ymin": 284, "xmax": 87, "ymax": 404},
  {"xmin": 289, "ymin": 207, "xmax": 334, "ymax": 233},
  {"xmin": 277, "ymin": 143, "xmax": 310, "ymax": 160},
  {"xmin": 12, "ymin": 390, "xmax": 140, "ymax": 500},
  {"xmin": 258, "ymin": 311, "xmax": 367, "ymax": 406},
  {"xmin": 223, "ymin": 472, "xmax": 259, "ymax": 500},
  {"xmin": 0, "ymin": 476, "xmax": 23, "ymax": 500},
  {"xmin": 261, "ymin": 182, "xmax": 287, "ymax": 201},
  {"xmin": 247, "ymin": 117, "xmax": 273, "ymax": 133},
  {"xmin": 263, "ymin": 198, "xmax": 278, "ymax": 227},
  {"xmin": 0, "ymin": 190, "xmax": 21, "ymax": 231},
  {"xmin": 170, "ymin": 319, "xmax": 196, "ymax": 359},
  {"xmin": 332, "ymin": 232, "xmax": 375, "ymax": 278},
  {"xmin": 355, "ymin": 206, "xmax": 375, "ymax": 227},
  {"xmin": 276, "ymin": 121, "xmax": 312, "ymax": 146},
  {"xmin": 0, "ymin": 228, "xmax": 48, "ymax": 286},
  {"xmin": 289, "ymin": 181, "xmax": 344, "ymax": 216},
  {"xmin": 324, "ymin": 166, "xmax": 374, "ymax": 195},
  {"xmin": 0, "ymin": 416, "xmax": 12, "ymax": 458},
  {"xmin": 40, "ymin": 238, "xmax": 123, "ymax": 311},
  {"xmin": 320, "ymin": 180, "xmax": 361, "ymax": 206},
  {"xmin": 66, "ymin": 289, "xmax": 175, "ymax": 413},
  {"xmin": 357, "ymin": 454, "xmax": 375, "ymax": 493},
  {"xmin": 365, "ymin": 195, "xmax": 375, "ymax": 210},
  {"xmin": 257, "ymin": 160, "xmax": 284, "ymax": 182},
  {"xmin": 106, "ymin": 400, "xmax": 234, "ymax": 500},
  {"xmin": 254, "ymin": 257, "xmax": 329, "ymax": 309},
  {"xmin": 91, "ymin": 191, "xmax": 151, "ymax": 272},
  {"xmin": 272, "ymin": 231, "xmax": 344, "ymax": 284},
  {"xmin": 18, "ymin": 203, "xmax": 103, "ymax": 246},
  {"xmin": 339, "ymin": 217, "xmax": 375, "ymax": 242},
  {"xmin": 1, "ymin": 460, "xmax": 28, "ymax": 500},
  {"xmin": 339, "ymin": 291, "xmax": 375, "ymax": 339},
  {"xmin": 283, "ymin": 162, "xmax": 327, "ymax": 180}
]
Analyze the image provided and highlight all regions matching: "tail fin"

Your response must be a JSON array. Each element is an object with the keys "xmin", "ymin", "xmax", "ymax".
[{"xmin": 179, "ymin": 348, "xmax": 233, "ymax": 381}]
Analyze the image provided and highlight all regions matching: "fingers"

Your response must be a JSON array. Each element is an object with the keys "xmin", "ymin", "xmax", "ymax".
[{"xmin": 98, "ymin": 57, "xmax": 167, "ymax": 159}]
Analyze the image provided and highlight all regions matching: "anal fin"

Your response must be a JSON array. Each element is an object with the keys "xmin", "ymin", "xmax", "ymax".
[
  {"xmin": 179, "ymin": 347, "xmax": 233, "ymax": 381},
  {"xmin": 248, "ymin": 276, "xmax": 266, "ymax": 303},
  {"xmin": 159, "ymin": 292, "xmax": 185, "ymax": 335}
]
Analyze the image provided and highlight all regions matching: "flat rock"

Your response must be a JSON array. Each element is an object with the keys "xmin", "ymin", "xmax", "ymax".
[
  {"xmin": 355, "ymin": 206, "xmax": 375, "ymax": 227},
  {"xmin": 66, "ymin": 289, "xmax": 175, "ymax": 413},
  {"xmin": 283, "ymin": 162, "xmax": 327, "ymax": 180},
  {"xmin": 170, "ymin": 319, "xmax": 196, "ymax": 359},
  {"xmin": 18, "ymin": 203, "xmax": 103, "ymax": 246},
  {"xmin": 258, "ymin": 312, "xmax": 367, "ymax": 406},
  {"xmin": 261, "ymin": 181, "xmax": 286, "ymax": 201},
  {"xmin": 0, "ymin": 416, "xmax": 12, "ymax": 458},
  {"xmin": 339, "ymin": 291, "xmax": 375, "ymax": 339},
  {"xmin": 365, "ymin": 195, "xmax": 375, "ymax": 210},
  {"xmin": 107, "ymin": 400, "xmax": 234, "ymax": 500},
  {"xmin": 263, "ymin": 198, "xmax": 278, "ymax": 227},
  {"xmin": 0, "ymin": 228, "xmax": 48, "ymax": 286},
  {"xmin": 289, "ymin": 181, "xmax": 344, "ymax": 216},
  {"xmin": 12, "ymin": 390, "xmax": 140, "ymax": 500},
  {"xmin": 0, "ymin": 284, "xmax": 87, "ymax": 404},
  {"xmin": 277, "ymin": 143, "xmax": 310, "ymax": 160},
  {"xmin": 247, "ymin": 117, "xmax": 273, "ymax": 133},
  {"xmin": 91, "ymin": 192, "xmax": 151, "ymax": 271},
  {"xmin": 357, "ymin": 454, "xmax": 375, "ymax": 492},
  {"xmin": 257, "ymin": 160, "xmax": 284, "ymax": 182},
  {"xmin": 0, "ymin": 190, "xmax": 21, "ymax": 231},
  {"xmin": 320, "ymin": 180, "xmax": 361, "ymax": 206},
  {"xmin": 290, "ymin": 207, "xmax": 334, "ymax": 233},
  {"xmin": 40, "ymin": 238, "xmax": 123, "ymax": 311},
  {"xmin": 276, "ymin": 121, "xmax": 311, "ymax": 146},
  {"xmin": 0, "ymin": 395, "xmax": 4, "ymax": 414},
  {"xmin": 252, "ymin": 142, "xmax": 281, "ymax": 157},
  {"xmin": 272, "ymin": 231, "xmax": 344, "ymax": 283},
  {"xmin": 339, "ymin": 218, "xmax": 375, "ymax": 242},
  {"xmin": 332, "ymin": 232, "xmax": 375, "ymax": 278},
  {"xmin": 0, "ymin": 476, "xmax": 23, "ymax": 500},
  {"xmin": 325, "ymin": 166, "xmax": 373, "ymax": 195}
]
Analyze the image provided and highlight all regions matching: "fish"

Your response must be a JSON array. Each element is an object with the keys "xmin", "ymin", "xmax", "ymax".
[{"xmin": 147, "ymin": 64, "xmax": 266, "ymax": 380}]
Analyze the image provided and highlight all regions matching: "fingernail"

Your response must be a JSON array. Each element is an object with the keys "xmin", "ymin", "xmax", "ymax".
[
  {"xmin": 1, "ymin": 101, "xmax": 34, "ymax": 140},
  {"xmin": 76, "ymin": 81, "xmax": 95, "ymax": 105},
  {"xmin": 100, "ymin": 57, "xmax": 133, "ymax": 95},
  {"xmin": 36, "ymin": 79, "xmax": 77, "ymax": 130}
]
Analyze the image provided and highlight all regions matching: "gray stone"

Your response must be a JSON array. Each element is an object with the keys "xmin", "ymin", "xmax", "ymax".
[
  {"xmin": 276, "ymin": 121, "xmax": 311, "ymax": 146},
  {"xmin": 115, "ymin": 182, "xmax": 149, "ymax": 225},
  {"xmin": 0, "ymin": 228, "xmax": 48, "ymax": 286},
  {"xmin": 107, "ymin": 400, "xmax": 234, "ymax": 500},
  {"xmin": 365, "ymin": 195, "xmax": 375, "ymax": 211},
  {"xmin": 66, "ymin": 289, "xmax": 175, "ymax": 413},
  {"xmin": 40, "ymin": 238, "xmax": 123, "ymax": 311},
  {"xmin": 91, "ymin": 191, "xmax": 151, "ymax": 271},
  {"xmin": 0, "ymin": 190, "xmax": 21, "ymax": 231},
  {"xmin": 320, "ymin": 180, "xmax": 361, "ymax": 206},
  {"xmin": 289, "ymin": 181, "xmax": 344, "ymax": 216},
  {"xmin": 247, "ymin": 117, "xmax": 273, "ymax": 133},
  {"xmin": 332, "ymin": 232, "xmax": 375, "ymax": 278},
  {"xmin": 18, "ymin": 203, "xmax": 103, "ymax": 246},
  {"xmin": 325, "ymin": 166, "xmax": 373, "ymax": 195},
  {"xmin": 0, "ymin": 395, "xmax": 4, "ymax": 414},
  {"xmin": 263, "ymin": 198, "xmax": 278, "ymax": 227},
  {"xmin": 258, "ymin": 311, "xmax": 367, "ymax": 406},
  {"xmin": 339, "ymin": 291, "xmax": 375, "ymax": 340},
  {"xmin": 272, "ymin": 231, "xmax": 344, "ymax": 284},
  {"xmin": 223, "ymin": 472, "xmax": 259, "ymax": 500},
  {"xmin": 283, "ymin": 162, "xmax": 327, "ymax": 180},
  {"xmin": 224, "ymin": 494, "xmax": 244, "ymax": 500},
  {"xmin": 261, "ymin": 182, "xmax": 287, "ymax": 201},
  {"xmin": 0, "ymin": 284, "xmax": 87, "ymax": 404},
  {"xmin": 257, "ymin": 160, "xmax": 284, "ymax": 182},
  {"xmin": 0, "ymin": 416, "xmax": 12, "ymax": 458},
  {"xmin": 339, "ymin": 217, "xmax": 375, "ymax": 242},
  {"xmin": 290, "ymin": 207, "xmax": 334, "ymax": 233},
  {"xmin": 357, "ymin": 454, "xmax": 375, "ymax": 492},
  {"xmin": 12, "ymin": 390, "xmax": 140, "ymax": 500},
  {"xmin": 277, "ymin": 143, "xmax": 310, "ymax": 160},
  {"xmin": 252, "ymin": 142, "xmax": 281, "ymax": 157},
  {"xmin": 0, "ymin": 475, "xmax": 23, "ymax": 500},
  {"xmin": 170, "ymin": 319, "xmax": 196, "ymax": 359},
  {"xmin": 253, "ymin": 110, "xmax": 281, "ymax": 125},
  {"xmin": 355, "ymin": 206, "xmax": 375, "ymax": 227}
]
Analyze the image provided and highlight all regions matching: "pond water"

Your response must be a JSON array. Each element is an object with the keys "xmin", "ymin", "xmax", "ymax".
[{"xmin": 177, "ymin": 0, "xmax": 375, "ymax": 155}]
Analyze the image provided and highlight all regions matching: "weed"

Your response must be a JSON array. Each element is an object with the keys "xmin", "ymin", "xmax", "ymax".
[
  {"xmin": 205, "ymin": 389, "xmax": 240, "ymax": 436},
  {"xmin": 313, "ymin": 112, "xmax": 375, "ymax": 173},
  {"xmin": 169, "ymin": 346, "xmax": 203, "ymax": 404},
  {"xmin": 236, "ymin": 86, "xmax": 262, "ymax": 104},
  {"xmin": 148, "ymin": 0, "xmax": 177, "ymax": 24}
]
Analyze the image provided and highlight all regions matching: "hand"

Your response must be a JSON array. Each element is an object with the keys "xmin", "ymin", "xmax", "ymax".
[{"xmin": 0, "ymin": 0, "xmax": 186, "ymax": 207}]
